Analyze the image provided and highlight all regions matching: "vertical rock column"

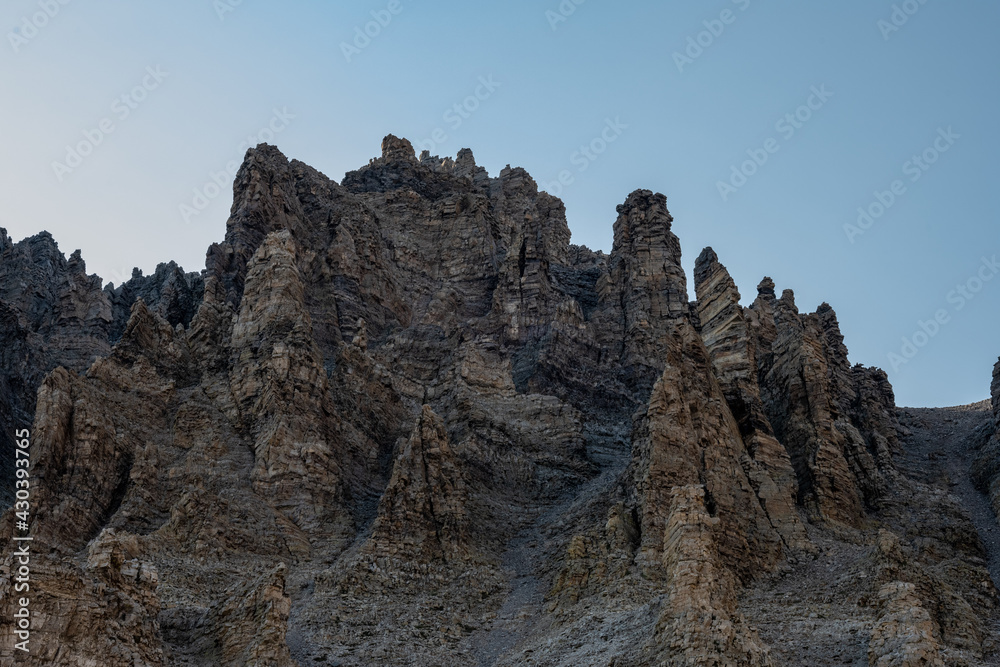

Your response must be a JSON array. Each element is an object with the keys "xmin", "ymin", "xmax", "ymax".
[
  {"xmin": 693, "ymin": 248, "xmax": 810, "ymax": 552},
  {"xmin": 364, "ymin": 405, "xmax": 470, "ymax": 564},
  {"xmin": 230, "ymin": 230, "xmax": 345, "ymax": 535},
  {"xmin": 599, "ymin": 190, "xmax": 689, "ymax": 395},
  {"xmin": 629, "ymin": 317, "xmax": 780, "ymax": 664},
  {"xmin": 754, "ymin": 289, "xmax": 865, "ymax": 527},
  {"xmin": 973, "ymin": 358, "xmax": 1000, "ymax": 519},
  {"xmin": 631, "ymin": 318, "xmax": 782, "ymax": 584}
]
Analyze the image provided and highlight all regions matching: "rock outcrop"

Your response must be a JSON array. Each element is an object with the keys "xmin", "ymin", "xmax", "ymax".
[
  {"xmin": 974, "ymin": 358, "xmax": 1000, "ymax": 520},
  {"xmin": 0, "ymin": 136, "xmax": 997, "ymax": 666},
  {"xmin": 105, "ymin": 261, "xmax": 204, "ymax": 342},
  {"xmin": 868, "ymin": 581, "xmax": 944, "ymax": 667},
  {"xmin": 0, "ymin": 231, "xmax": 113, "ymax": 372},
  {"xmin": 652, "ymin": 486, "xmax": 774, "ymax": 667},
  {"xmin": 230, "ymin": 230, "xmax": 345, "ymax": 535},
  {"xmin": 364, "ymin": 405, "xmax": 470, "ymax": 563},
  {"xmin": 0, "ymin": 528, "xmax": 164, "ymax": 666},
  {"xmin": 0, "ymin": 231, "xmax": 114, "ymax": 506},
  {"xmin": 599, "ymin": 190, "xmax": 689, "ymax": 393},
  {"xmin": 631, "ymin": 317, "xmax": 782, "ymax": 583},
  {"xmin": 748, "ymin": 284, "xmax": 897, "ymax": 530},
  {"xmin": 203, "ymin": 564, "xmax": 298, "ymax": 667},
  {"xmin": 694, "ymin": 248, "xmax": 810, "ymax": 553}
]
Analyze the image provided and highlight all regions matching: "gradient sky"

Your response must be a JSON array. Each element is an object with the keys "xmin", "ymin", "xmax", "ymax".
[{"xmin": 1, "ymin": 0, "xmax": 997, "ymax": 407}]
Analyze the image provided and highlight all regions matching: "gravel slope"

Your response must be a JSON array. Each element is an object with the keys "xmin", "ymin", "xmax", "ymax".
[{"xmin": 896, "ymin": 400, "xmax": 1000, "ymax": 586}]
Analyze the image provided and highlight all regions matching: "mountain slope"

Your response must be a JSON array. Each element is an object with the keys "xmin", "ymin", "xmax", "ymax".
[{"xmin": 0, "ymin": 136, "xmax": 997, "ymax": 666}]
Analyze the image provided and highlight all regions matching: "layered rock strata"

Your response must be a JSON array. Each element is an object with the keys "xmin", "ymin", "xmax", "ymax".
[
  {"xmin": 0, "ymin": 136, "xmax": 996, "ymax": 666},
  {"xmin": 973, "ymin": 358, "xmax": 1000, "ymax": 519}
]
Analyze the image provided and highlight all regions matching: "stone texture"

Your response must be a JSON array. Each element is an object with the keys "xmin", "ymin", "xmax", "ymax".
[
  {"xmin": 364, "ymin": 405, "xmax": 470, "ymax": 563},
  {"xmin": 625, "ymin": 318, "xmax": 781, "ymax": 664},
  {"xmin": 752, "ymin": 289, "xmax": 867, "ymax": 527},
  {"xmin": 26, "ymin": 366, "xmax": 138, "ymax": 552},
  {"xmin": 0, "ymin": 231, "xmax": 114, "ymax": 506},
  {"xmin": 0, "ymin": 136, "xmax": 998, "ymax": 666},
  {"xmin": 0, "ymin": 527, "xmax": 164, "ymax": 666},
  {"xmin": 652, "ymin": 486, "xmax": 774, "ymax": 667},
  {"xmin": 105, "ymin": 261, "xmax": 204, "ymax": 343},
  {"xmin": 229, "ymin": 229, "xmax": 346, "ymax": 535},
  {"xmin": 973, "ymin": 358, "xmax": 1000, "ymax": 520},
  {"xmin": 630, "ymin": 317, "xmax": 782, "ymax": 584},
  {"xmin": 868, "ymin": 582, "xmax": 944, "ymax": 667},
  {"xmin": 0, "ymin": 300, "xmax": 45, "ymax": 507},
  {"xmin": 203, "ymin": 564, "xmax": 298, "ymax": 667},
  {"xmin": 744, "ymin": 282, "xmax": 902, "ymax": 532},
  {"xmin": 694, "ymin": 247, "xmax": 810, "ymax": 554},
  {"xmin": 597, "ymin": 189, "xmax": 689, "ymax": 394},
  {"xmin": 0, "ymin": 231, "xmax": 113, "ymax": 372}
]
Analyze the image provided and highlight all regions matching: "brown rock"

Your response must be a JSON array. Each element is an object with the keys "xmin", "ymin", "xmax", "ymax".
[
  {"xmin": 694, "ymin": 247, "xmax": 810, "ymax": 553},
  {"xmin": 204, "ymin": 564, "xmax": 299, "ymax": 667},
  {"xmin": 631, "ymin": 317, "xmax": 782, "ymax": 585},
  {"xmin": 598, "ymin": 190, "xmax": 689, "ymax": 394},
  {"xmin": 1, "ymin": 136, "xmax": 998, "ymax": 666},
  {"xmin": 230, "ymin": 230, "xmax": 346, "ymax": 536},
  {"xmin": 365, "ymin": 405, "xmax": 469, "ymax": 563},
  {"xmin": 868, "ymin": 582, "xmax": 944, "ymax": 667},
  {"xmin": 755, "ymin": 289, "xmax": 866, "ymax": 527},
  {"xmin": 973, "ymin": 358, "xmax": 1000, "ymax": 519},
  {"xmin": 650, "ymin": 485, "xmax": 774, "ymax": 666}
]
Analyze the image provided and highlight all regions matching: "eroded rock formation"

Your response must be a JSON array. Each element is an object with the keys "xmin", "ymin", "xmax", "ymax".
[
  {"xmin": 0, "ymin": 136, "xmax": 997, "ymax": 666},
  {"xmin": 974, "ymin": 358, "xmax": 1000, "ymax": 519}
]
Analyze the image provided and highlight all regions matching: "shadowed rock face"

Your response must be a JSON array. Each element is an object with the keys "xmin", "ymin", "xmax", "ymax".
[
  {"xmin": 364, "ymin": 404, "xmax": 471, "ymax": 563},
  {"xmin": 0, "ymin": 137, "xmax": 996, "ymax": 666},
  {"xmin": 631, "ymin": 317, "xmax": 782, "ymax": 584},
  {"xmin": 229, "ymin": 230, "xmax": 347, "ymax": 534},
  {"xmin": 974, "ymin": 358, "xmax": 1000, "ymax": 519},
  {"xmin": 600, "ymin": 189, "xmax": 689, "ymax": 394},
  {"xmin": 0, "ymin": 231, "xmax": 114, "ymax": 507},
  {"xmin": 628, "ymin": 318, "xmax": 781, "ymax": 665},
  {"xmin": 0, "ymin": 231, "xmax": 204, "ymax": 506},
  {"xmin": 748, "ymin": 286, "xmax": 897, "ymax": 529},
  {"xmin": 106, "ymin": 261, "xmax": 204, "ymax": 342}
]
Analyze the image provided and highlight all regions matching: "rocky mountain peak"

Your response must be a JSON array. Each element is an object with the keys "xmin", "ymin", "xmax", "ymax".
[
  {"xmin": 757, "ymin": 276, "xmax": 776, "ymax": 298},
  {"xmin": 380, "ymin": 133, "xmax": 417, "ymax": 162},
  {"xmin": 1, "ymin": 136, "xmax": 998, "ymax": 666},
  {"xmin": 614, "ymin": 189, "xmax": 674, "ymax": 235},
  {"xmin": 991, "ymin": 357, "xmax": 1000, "ymax": 418},
  {"xmin": 777, "ymin": 287, "xmax": 797, "ymax": 311}
]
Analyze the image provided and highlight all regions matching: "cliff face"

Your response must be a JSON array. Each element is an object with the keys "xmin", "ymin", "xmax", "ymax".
[
  {"xmin": 974, "ymin": 359, "xmax": 1000, "ymax": 519},
  {"xmin": 693, "ymin": 249, "xmax": 808, "ymax": 554},
  {"xmin": 0, "ymin": 231, "xmax": 203, "ymax": 507},
  {"xmin": 0, "ymin": 136, "xmax": 997, "ymax": 666}
]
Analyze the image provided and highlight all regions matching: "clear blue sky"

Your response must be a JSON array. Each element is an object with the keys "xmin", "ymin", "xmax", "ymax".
[{"xmin": 1, "ymin": 0, "xmax": 997, "ymax": 407}]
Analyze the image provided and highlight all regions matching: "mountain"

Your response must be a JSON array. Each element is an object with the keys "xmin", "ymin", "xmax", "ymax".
[{"xmin": 0, "ymin": 136, "xmax": 997, "ymax": 666}]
